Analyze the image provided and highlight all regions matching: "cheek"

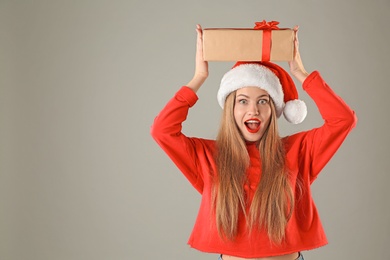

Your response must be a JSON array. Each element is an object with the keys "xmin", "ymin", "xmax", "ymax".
[
  {"xmin": 262, "ymin": 107, "xmax": 272, "ymax": 122},
  {"xmin": 265, "ymin": 109, "xmax": 272, "ymax": 119}
]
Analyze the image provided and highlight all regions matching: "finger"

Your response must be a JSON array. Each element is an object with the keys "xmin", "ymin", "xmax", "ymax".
[
  {"xmin": 195, "ymin": 25, "xmax": 203, "ymax": 53},
  {"xmin": 293, "ymin": 26, "xmax": 299, "ymax": 51},
  {"xmin": 196, "ymin": 24, "xmax": 202, "ymax": 34},
  {"xmin": 292, "ymin": 25, "xmax": 299, "ymax": 41}
]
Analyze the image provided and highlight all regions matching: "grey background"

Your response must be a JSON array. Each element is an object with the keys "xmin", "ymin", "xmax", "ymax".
[{"xmin": 0, "ymin": 0, "xmax": 389, "ymax": 259}]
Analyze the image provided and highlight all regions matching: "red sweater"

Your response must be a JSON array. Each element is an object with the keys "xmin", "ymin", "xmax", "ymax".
[{"xmin": 151, "ymin": 71, "xmax": 357, "ymax": 257}]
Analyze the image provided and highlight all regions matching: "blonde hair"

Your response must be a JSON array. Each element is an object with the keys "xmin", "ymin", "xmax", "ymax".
[{"xmin": 213, "ymin": 91, "xmax": 294, "ymax": 244}]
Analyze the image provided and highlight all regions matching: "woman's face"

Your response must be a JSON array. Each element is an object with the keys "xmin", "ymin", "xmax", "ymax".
[{"xmin": 233, "ymin": 87, "xmax": 272, "ymax": 142}]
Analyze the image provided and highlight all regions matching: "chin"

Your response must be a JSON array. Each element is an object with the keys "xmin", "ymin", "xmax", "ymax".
[{"xmin": 243, "ymin": 135, "xmax": 262, "ymax": 143}]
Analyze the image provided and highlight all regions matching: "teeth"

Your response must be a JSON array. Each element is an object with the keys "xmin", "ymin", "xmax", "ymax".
[{"xmin": 246, "ymin": 120, "xmax": 259, "ymax": 123}]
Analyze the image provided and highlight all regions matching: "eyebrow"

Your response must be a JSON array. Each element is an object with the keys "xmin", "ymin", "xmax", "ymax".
[{"xmin": 236, "ymin": 94, "xmax": 270, "ymax": 99}]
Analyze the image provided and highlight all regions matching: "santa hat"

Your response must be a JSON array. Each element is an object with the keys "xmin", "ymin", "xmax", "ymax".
[{"xmin": 217, "ymin": 61, "xmax": 307, "ymax": 124}]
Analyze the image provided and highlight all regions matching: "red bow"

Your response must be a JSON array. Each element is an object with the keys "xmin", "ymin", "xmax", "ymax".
[
  {"xmin": 254, "ymin": 20, "xmax": 280, "ymax": 30},
  {"xmin": 253, "ymin": 20, "xmax": 280, "ymax": 61}
]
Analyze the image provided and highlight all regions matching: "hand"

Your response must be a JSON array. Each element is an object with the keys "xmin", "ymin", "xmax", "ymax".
[
  {"xmin": 288, "ymin": 26, "xmax": 309, "ymax": 83},
  {"xmin": 186, "ymin": 24, "xmax": 209, "ymax": 92},
  {"xmin": 194, "ymin": 24, "xmax": 209, "ymax": 79}
]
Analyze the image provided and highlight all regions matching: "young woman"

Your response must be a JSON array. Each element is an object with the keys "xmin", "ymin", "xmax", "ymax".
[{"xmin": 151, "ymin": 24, "xmax": 357, "ymax": 260}]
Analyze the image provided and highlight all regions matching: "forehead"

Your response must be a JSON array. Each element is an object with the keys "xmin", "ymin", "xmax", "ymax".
[{"xmin": 236, "ymin": 87, "xmax": 269, "ymax": 96}]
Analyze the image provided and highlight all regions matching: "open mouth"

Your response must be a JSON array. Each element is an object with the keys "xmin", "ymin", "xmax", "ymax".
[{"xmin": 244, "ymin": 119, "xmax": 261, "ymax": 133}]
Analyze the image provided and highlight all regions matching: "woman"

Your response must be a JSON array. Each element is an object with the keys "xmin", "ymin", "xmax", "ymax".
[{"xmin": 151, "ymin": 24, "xmax": 357, "ymax": 260}]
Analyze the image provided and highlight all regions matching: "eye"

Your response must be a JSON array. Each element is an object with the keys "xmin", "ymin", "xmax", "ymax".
[
  {"xmin": 258, "ymin": 99, "xmax": 269, "ymax": 105},
  {"xmin": 238, "ymin": 99, "xmax": 248, "ymax": 104}
]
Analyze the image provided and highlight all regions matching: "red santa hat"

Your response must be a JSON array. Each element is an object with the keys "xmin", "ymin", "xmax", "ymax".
[{"xmin": 217, "ymin": 61, "xmax": 307, "ymax": 124}]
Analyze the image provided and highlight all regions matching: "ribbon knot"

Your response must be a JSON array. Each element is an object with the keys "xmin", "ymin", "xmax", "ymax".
[
  {"xmin": 253, "ymin": 20, "xmax": 280, "ymax": 61},
  {"xmin": 254, "ymin": 20, "xmax": 280, "ymax": 30}
]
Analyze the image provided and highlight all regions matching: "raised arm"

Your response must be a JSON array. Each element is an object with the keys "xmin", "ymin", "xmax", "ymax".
[
  {"xmin": 150, "ymin": 25, "xmax": 213, "ymax": 193},
  {"xmin": 186, "ymin": 24, "xmax": 209, "ymax": 93}
]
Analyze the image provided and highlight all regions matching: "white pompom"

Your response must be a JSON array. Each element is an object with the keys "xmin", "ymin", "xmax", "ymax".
[{"xmin": 283, "ymin": 99, "xmax": 307, "ymax": 124}]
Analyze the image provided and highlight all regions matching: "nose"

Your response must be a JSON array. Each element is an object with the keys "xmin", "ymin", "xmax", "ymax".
[{"xmin": 248, "ymin": 103, "xmax": 259, "ymax": 116}]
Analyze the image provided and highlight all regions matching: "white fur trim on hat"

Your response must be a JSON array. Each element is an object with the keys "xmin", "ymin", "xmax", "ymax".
[{"xmin": 218, "ymin": 63, "xmax": 284, "ymax": 117}]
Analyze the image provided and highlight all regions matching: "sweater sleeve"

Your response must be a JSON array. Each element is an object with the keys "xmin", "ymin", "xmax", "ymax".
[
  {"xmin": 150, "ymin": 86, "xmax": 206, "ymax": 193},
  {"xmin": 298, "ymin": 71, "xmax": 357, "ymax": 183}
]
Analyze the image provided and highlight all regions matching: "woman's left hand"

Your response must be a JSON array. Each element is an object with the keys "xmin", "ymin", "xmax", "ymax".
[{"xmin": 288, "ymin": 26, "xmax": 309, "ymax": 84}]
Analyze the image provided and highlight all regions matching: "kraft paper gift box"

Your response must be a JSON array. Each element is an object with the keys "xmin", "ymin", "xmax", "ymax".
[{"xmin": 203, "ymin": 22, "xmax": 294, "ymax": 62}]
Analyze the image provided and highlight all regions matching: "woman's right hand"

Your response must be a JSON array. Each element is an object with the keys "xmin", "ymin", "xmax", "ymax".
[
  {"xmin": 194, "ymin": 24, "xmax": 209, "ymax": 79},
  {"xmin": 186, "ymin": 24, "xmax": 209, "ymax": 92}
]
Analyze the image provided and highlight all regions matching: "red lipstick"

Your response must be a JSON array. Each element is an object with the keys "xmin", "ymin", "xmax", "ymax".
[{"xmin": 245, "ymin": 118, "xmax": 261, "ymax": 133}]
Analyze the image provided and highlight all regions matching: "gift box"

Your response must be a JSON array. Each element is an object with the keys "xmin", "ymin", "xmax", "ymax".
[{"xmin": 203, "ymin": 21, "xmax": 294, "ymax": 62}]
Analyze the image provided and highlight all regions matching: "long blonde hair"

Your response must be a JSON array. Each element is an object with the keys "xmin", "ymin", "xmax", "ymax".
[{"xmin": 213, "ymin": 91, "xmax": 294, "ymax": 244}]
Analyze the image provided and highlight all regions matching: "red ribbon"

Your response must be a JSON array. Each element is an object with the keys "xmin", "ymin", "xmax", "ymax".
[{"xmin": 254, "ymin": 20, "xmax": 280, "ymax": 61}]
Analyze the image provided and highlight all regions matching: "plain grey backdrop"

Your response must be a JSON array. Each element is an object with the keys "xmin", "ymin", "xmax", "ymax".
[{"xmin": 1, "ymin": 0, "xmax": 389, "ymax": 259}]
